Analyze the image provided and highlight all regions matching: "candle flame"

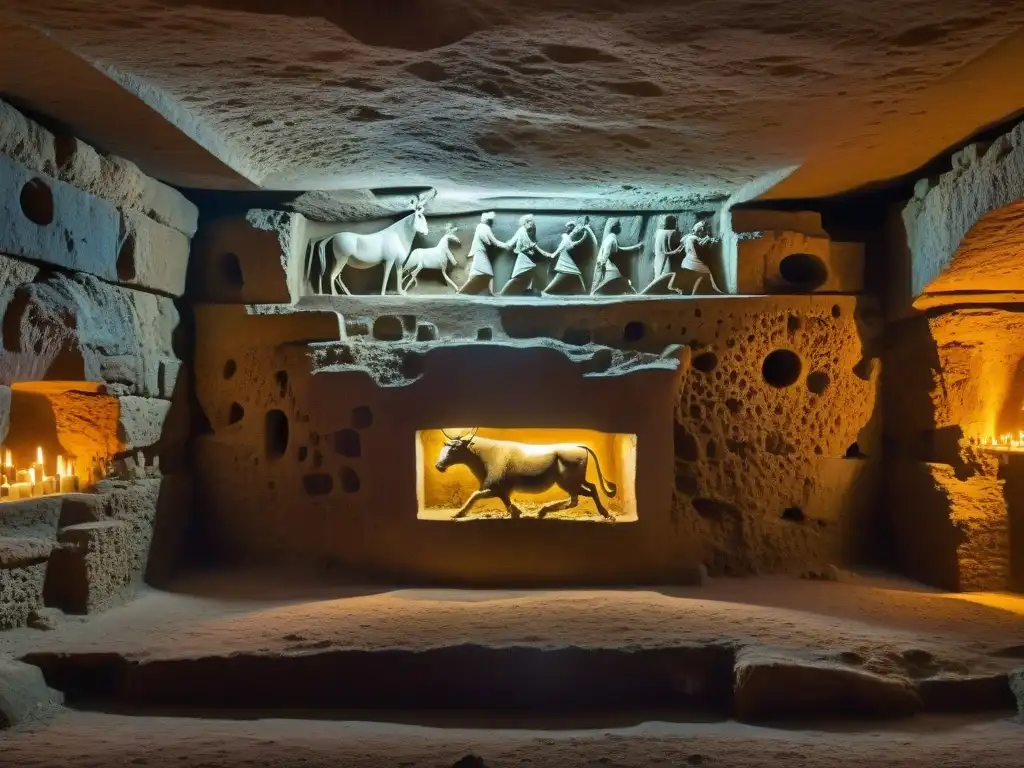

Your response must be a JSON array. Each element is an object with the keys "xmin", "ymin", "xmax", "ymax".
[
  {"xmin": 56, "ymin": 456, "xmax": 64, "ymax": 476},
  {"xmin": 4, "ymin": 449, "xmax": 10, "ymax": 466},
  {"xmin": 36, "ymin": 446, "xmax": 43, "ymax": 465},
  {"xmin": 28, "ymin": 467, "xmax": 35, "ymax": 484}
]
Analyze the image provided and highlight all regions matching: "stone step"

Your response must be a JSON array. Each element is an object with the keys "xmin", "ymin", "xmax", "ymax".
[
  {"xmin": 21, "ymin": 642, "xmax": 1019, "ymax": 720},
  {"xmin": 0, "ymin": 535, "xmax": 55, "ymax": 629}
]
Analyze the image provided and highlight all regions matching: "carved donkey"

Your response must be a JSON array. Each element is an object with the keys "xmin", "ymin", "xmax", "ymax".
[
  {"xmin": 306, "ymin": 190, "xmax": 436, "ymax": 296},
  {"xmin": 402, "ymin": 223, "xmax": 462, "ymax": 292}
]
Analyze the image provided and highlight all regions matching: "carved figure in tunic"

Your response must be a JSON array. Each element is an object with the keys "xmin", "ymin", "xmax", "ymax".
[
  {"xmin": 498, "ymin": 214, "xmax": 553, "ymax": 295},
  {"xmin": 459, "ymin": 212, "xmax": 508, "ymax": 295},
  {"xmin": 641, "ymin": 214, "xmax": 685, "ymax": 294},
  {"xmin": 679, "ymin": 220, "xmax": 724, "ymax": 294},
  {"xmin": 591, "ymin": 218, "xmax": 642, "ymax": 295},
  {"xmin": 541, "ymin": 217, "xmax": 594, "ymax": 296}
]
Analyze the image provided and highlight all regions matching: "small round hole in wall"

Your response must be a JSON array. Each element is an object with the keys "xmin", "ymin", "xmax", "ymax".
[
  {"xmin": 223, "ymin": 359, "xmax": 237, "ymax": 379},
  {"xmin": 692, "ymin": 351, "xmax": 718, "ymax": 373},
  {"xmin": 832, "ymin": 304, "xmax": 841, "ymax": 319},
  {"xmin": 334, "ymin": 429, "xmax": 361, "ymax": 458},
  {"xmin": 762, "ymin": 349, "xmax": 802, "ymax": 388},
  {"xmin": 265, "ymin": 409, "xmax": 289, "ymax": 460},
  {"xmin": 20, "ymin": 179, "xmax": 54, "ymax": 226},
  {"xmin": 623, "ymin": 321, "xmax": 645, "ymax": 342},
  {"xmin": 228, "ymin": 402, "xmax": 244, "ymax": 424},
  {"xmin": 274, "ymin": 370, "xmax": 288, "ymax": 396},
  {"xmin": 781, "ymin": 506, "xmax": 805, "ymax": 523},
  {"xmin": 302, "ymin": 473, "xmax": 334, "ymax": 496},
  {"xmin": 778, "ymin": 253, "xmax": 828, "ymax": 290},
  {"xmin": 340, "ymin": 467, "xmax": 361, "ymax": 493},
  {"xmin": 806, "ymin": 371, "xmax": 830, "ymax": 395},
  {"xmin": 352, "ymin": 406, "xmax": 373, "ymax": 429},
  {"xmin": 477, "ymin": 327, "xmax": 493, "ymax": 341},
  {"xmin": 221, "ymin": 253, "xmax": 244, "ymax": 289}
]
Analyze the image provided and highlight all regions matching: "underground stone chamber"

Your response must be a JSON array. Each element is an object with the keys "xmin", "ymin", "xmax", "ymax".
[{"xmin": 1, "ymin": 81, "xmax": 1024, "ymax": 736}]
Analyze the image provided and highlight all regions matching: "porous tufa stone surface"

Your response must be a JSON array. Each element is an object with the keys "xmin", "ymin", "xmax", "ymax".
[
  {"xmin": 0, "ymin": 659, "xmax": 62, "ymax": 729},
  {"xmin": 0, "ymin": 97, "xmax": 197, "ymax": 236},
  {"xmin": 46, "ymin": 520, "xmax": 133, "ymax": 615},
  {"xmin": 0, "ymin": 535, "xmax": 52, "ymax": 630},
  {"xmin": 26, "ymin": 606, "xmax": 66, "ymax": 632},
  {"xmin": 0, "ymin": 256, "xmax": 180, "ymax": 398},
  {"xmin": 733, "ymin": 646, "xmax": 921, "ymax": 721},
  {"xmin": 117, "ymin": 210, "xmax": 192, "ymax": 297},
  {"xmin": 901, "ymin": 120, "xmax": 1024, "ymax": 305}
]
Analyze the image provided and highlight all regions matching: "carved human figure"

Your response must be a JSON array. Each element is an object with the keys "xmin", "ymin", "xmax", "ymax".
[
  {"xmin": 679, "ymin": 220, "xmax": 724, "ymax": 294},
  {"xmin": 459, "ymin": 212, "xmax": 508, "ymax": 295},
  {"xmin": 541, "ymin": 217, "xmax": 594, "ymax": 296},
  {"xmin": 591, "ymin": 218, "xmax": 642, "ymax": 295},
  {"xmin": 498, "ymin": 214, "xmax": 553, "ymax": 295},
  {"xmin": 640, "ymin": 214, "xmax": 685, "ymax": 294}
]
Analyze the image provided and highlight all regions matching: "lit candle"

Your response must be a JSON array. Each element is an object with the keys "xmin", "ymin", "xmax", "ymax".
[
  {"xmin": 28, "ymin": 467, "xmax": 39, "ymax": 497},
  {"xmin": 8, "ymin": 482, "xmax": 30, "ymax": 500},
  {"xmin": 15, "ymin": 469, "xmax": 28, "ymax": 483},
  {"xmin": 61, "ymin": 460, "xmax": 79, "ymax": 493}
]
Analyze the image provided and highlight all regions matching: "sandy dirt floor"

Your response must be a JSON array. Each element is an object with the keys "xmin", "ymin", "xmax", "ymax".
[
  {"xmin": 2, "ymin": 710, "xmax": 1024, "ymax": 768},
  {"xmin": 3, "ymin": 570, "xmax": 1023, "ymax": 676}
]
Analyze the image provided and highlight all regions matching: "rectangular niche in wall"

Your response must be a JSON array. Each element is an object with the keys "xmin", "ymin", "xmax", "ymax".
[{"xmin": 416, "ymin": 427, "xmax": 637, "ymax": 522}]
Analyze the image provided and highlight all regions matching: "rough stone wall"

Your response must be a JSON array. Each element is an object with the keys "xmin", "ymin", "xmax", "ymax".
[
  {"xmin": 192, "ymin": 289, "xmax": 881, "ymax": 583},
  {"xmin": 0, "ymin": 100, "xmax": 196, "ymax": 628},
  {"xmin": 895, "ymin": 119, "xmax": 1024, "ymax": 314},
  {"xmin": 884, "ymin": 308, "xmax": 1024, "ymax": 591}
]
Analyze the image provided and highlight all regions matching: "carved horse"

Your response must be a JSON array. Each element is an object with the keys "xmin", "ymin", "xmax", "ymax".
[
  {"xmin": 306, "ymin": 191, "xmax": 435, "ymax": 296},
  {"xmin": 402, "ymin": 223, "xmax": 462, "ymax": 292}
]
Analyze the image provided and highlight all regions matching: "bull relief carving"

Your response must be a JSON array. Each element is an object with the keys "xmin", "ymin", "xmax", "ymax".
[{"xmin": 419, "ymin": 427, "xmax": 637, "ymax": 522}]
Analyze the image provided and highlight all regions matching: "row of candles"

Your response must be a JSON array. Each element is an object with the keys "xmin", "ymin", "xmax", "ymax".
[
  {"xmin": 975, "ymin": 432, "xmax": 1024, "ymax": 452},
  {"xmin": 0, "ymin": 447, "xmax": 80, "ymax": 501}
]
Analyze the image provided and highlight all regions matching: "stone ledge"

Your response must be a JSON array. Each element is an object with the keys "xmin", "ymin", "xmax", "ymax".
[
  {"xmin": 0, "ymin": 154, "xmax": 191, "ymax": 297},
  {"xmin": 733, "ymin": 646, "xmax": 921, "ymax": 720},
  {"xmin": 0, "ymin": 98, "xmax": 197, "ymax": 237},
  {"xmin": 0, "ymin": 536, "xmax": 54, "ymax": 569},
  {"xmin": 46, "ymin": 520, "xmax": 133, "ymax": 614}
]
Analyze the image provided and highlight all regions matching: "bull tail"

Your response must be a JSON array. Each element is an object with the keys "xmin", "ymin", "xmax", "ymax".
[{"xmin": 580, "ymin": 446, "xmax": 617, "ymax": 497}]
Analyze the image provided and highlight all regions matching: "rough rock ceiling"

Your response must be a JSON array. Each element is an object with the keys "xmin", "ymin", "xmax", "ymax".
[{"xmin": 5, "ymin": 1, "xmax": 1024, "ymax": 210}]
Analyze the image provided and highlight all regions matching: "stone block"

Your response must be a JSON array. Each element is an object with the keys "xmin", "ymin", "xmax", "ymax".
[
  {"xmin": 888, "ymin": 460, "xmax": 1011, "ymax": 591},
  {"xmin": 46, "ymin": 520, "xmax": 132, "ymax": 614},
  {"xmin": 736, "ymin": 229, "xmax": 863, "ymax": 294},
  {"xmin": 59, "ymin": 477, "xmax": 186, "ymax": 582},
  {"xmin": 158, "ymin": 357, "xmax": 183, "ymax": 399},
  {"xmin": 0, "ymin": 152, "xmax": 119, "ymax": 279},
  {"xmin": 0, "ymin": 536, "xmax": 53, "ymax": 629},
  {"xmin": 733, "ymin": 647, "xmax": 920, "ymax": 720},
  {"xmin": 117, "ymin": 396, "xmax": 173, "ymax": 450},
  {"xmin": 0, "ymin": 659, "xmax": 63, "ymax": 729},
  {"xmin": 117, "ymin": 210, "xmax": 191, "ymax": 296},
  {"xmin": 191, "ymin": 209, "xmax": 308, "ymax": 303},
  {"xmin": 1, "ymin": 97, "xmax": 197, "ymax": 237},
  {"xmin": 0, "ymin": 496, "xmax": 63, "ymax": 539},
  {"xmin": 0, "ymin": 260, "xmax": 180, "ymax": 397}
]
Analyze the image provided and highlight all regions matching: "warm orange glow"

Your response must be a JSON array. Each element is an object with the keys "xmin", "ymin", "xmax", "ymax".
[
  {"xmin": 978, "ymin": 431, "xmax": 1024, "ymax": 452},
  {"xmin": 36, "ymin": 445, "xmax": 43, "ymax": 465},
  {"xmin": 416, "ymin": 427, "xmax": 638, "ymax": 522}
]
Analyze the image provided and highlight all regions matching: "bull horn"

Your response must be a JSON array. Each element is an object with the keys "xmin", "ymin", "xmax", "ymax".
[
  {"xmin": 466, "ymin": 427, "xmax": 479, "ymax": 441},
  {"xmin": 441, "ymin": 428, "xmax": 457, "ymax": 440}
]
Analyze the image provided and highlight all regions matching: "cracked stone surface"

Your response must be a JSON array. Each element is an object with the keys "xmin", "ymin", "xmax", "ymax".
[{"xmin": 4, "ymin": 2, "xmax": 1024, "ymax": 207}]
